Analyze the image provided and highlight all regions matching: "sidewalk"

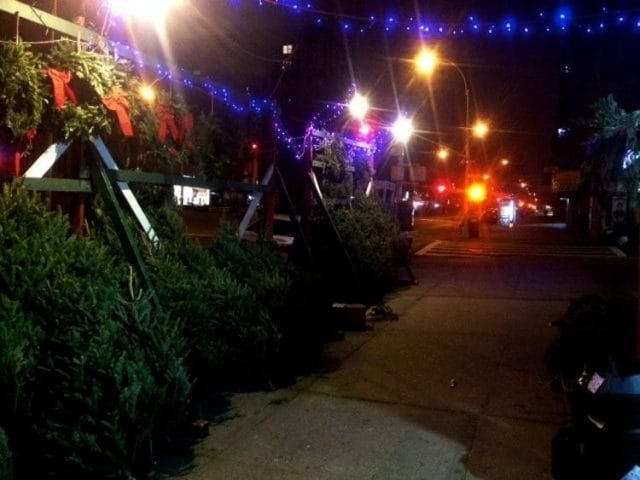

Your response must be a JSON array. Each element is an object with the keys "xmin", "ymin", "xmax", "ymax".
[{"xmin": 180, "ymin": 256, "xmax": 571, "ymax": 480}]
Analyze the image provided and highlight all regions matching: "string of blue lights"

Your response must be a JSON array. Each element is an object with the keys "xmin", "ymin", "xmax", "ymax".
[
  {"xmin": 254, "ymin": 1, "xmax": 640, "ymax": 36},
  {"xmin": 113, "ymin": 1, "xmax": 640, "ymax": 160}
]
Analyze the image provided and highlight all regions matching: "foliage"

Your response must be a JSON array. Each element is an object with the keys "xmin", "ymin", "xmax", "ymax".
[
  {"xmin": 41, "ymin": 42, "xmax": 126, "ymax": 141},
  {"xmin": 0, "ymin": 428, "xmax": 11, "ymax": 480},
  {"xmin": 53, "ymin": 103, "xmax": 111, "ymax": 140},
  {"xmin": 314, "ymin": 132, "xmax": 375, "ymax": 200},
  {"xmin": 330, "ymin": 195, "xmax": 403, "ymax": 303},
  {"xmin": 0, "ymin": 41, "xmax": 247, "ymax": 178},
  {"xmin": 210, "ymin": 226, "xmax": 292, "ymax": 313},
  {"xmin": 0, "ymin": 186, "xmax": 190, "ymax": 479},
  {"xmin": 545, "ymin": 293, "xmax": 638, "ymax": 389},
  {"xmin": 583, "ymin": 95, "xmax": 640, "ymax": 207},
  {"xmin": 314, "ymin": 134, "xmax": 354, "ymax": 199},
  {"xmin": 0, "ymin": 41, "xmax": 48, "ymax": 138},
  {"xmin": 45, "ymin": 42, "xmax": 125, "ymax": 98},
  {"xmin": 141, "ymin": 206, "xmax": 290, "ymax": 385},
  {"xmin": 192, "ymin": 112, "xmax": 234, "ymax": 179}
]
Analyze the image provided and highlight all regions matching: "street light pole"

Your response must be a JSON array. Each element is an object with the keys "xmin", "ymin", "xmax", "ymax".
[
  {"xmin": 450, "ymin": 63, "xmax": 471, "ymax": 188},
  {"xmin": 415, "ymin": 48, "xmax": 489, "ymax": 237}
]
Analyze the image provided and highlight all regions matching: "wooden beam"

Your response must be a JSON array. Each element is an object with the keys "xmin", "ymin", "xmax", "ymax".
[
  {"xmin": 237, "ymin": 164, "xmax": 274, "ymax": 240},
  {"xmin": 90, "ymin": 137, "xmax": 159, "ymax": 246},
  {"xmin": 1, "ymin": 0, "xmax": 106, "ymax": 45},
  {"xmin": 91, "ymin": 153, "xmax": 160, "ymax": 309},
  {"xmin": 23, "ymin": 142, "xmax": 71, "ymax": 178},
  {"xmin": 110, "ymin": 169, "xmax": 271, "ymax": 193},
  {"xmin": 14, "ymin": 177, "xmax": 91, "ymax": 193}
]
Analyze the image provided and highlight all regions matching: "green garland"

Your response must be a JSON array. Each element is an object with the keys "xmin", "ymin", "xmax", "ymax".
[
  {"xmin": 44, "ymin": 42, "xmax": 125, "ymax": 140},
  {"xmin": 0, "ymin": 40, "xmax": 243, "ymax": 177},
  {"xmin": 0, "ymin": 42, "xmax": 48, "ymax": 138}
]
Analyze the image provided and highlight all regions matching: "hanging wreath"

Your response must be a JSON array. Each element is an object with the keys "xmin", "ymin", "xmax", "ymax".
[
  {"xmin": 42, "ymin": 42, "xmax": 126, "ymax": 141},
  {"xmin": 0, "ymin": 41, "xmax": 48, "ymax": 138}
]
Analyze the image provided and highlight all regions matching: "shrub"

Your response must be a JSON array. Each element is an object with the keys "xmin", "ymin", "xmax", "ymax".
[
  {"xmin": 143, "ymin": 208, "xmax": 290, "ymax": 386},
  {"xmin": 0, "ymin": 187, "xmax": 190, "ymax": 478},
  {"xmin": 329, "ymin": 195, "xmax": 404, "ymax": 304},
  {"xmin": 0, "ymin": 428, "xmax": 11, "ymax": 480},
  {"xmin": 545, "ymin": 293, "xmax": 639, "ymax": 387}
]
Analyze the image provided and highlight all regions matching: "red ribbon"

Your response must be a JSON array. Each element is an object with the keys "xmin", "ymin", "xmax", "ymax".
[
  {"xmin": 102, "ymin": 86, "xmax": 134, "ymax": 137},
  {"xmin": 157, "ymin": 104, "xmax": 180, "ymax": 143},
  {"xmin": 13, "ymin": 128, "xmax": 37, "ymax": 176},
  {"xmin": 46, "ymin": 69, "xmax": 78, "ymax": 109}
]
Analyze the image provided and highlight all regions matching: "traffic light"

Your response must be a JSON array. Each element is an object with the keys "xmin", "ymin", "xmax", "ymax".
[{"xmin": 466, "ymin": 182, "xmax": 487, "ymax": 203}]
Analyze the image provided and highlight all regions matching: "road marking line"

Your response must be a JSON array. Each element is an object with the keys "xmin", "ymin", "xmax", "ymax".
[
  {"xmin": 610, "ymin": 246, "xmax": 627, "ymax": 257},
  {"xmin": 415, "ymin": 240, "xmax": 443, "ymax": 256},
  {"xmin": 414, "ymin": 240, "xmax": 626, "ymax": 258}
]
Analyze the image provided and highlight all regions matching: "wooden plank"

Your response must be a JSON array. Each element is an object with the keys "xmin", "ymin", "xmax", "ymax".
[
  {"xmin": 91, "ymin": 137, "xmax": 159, "ymax": 246},
  {"xmin": 14, "ymin": 177, "xmax": 91, "ymax": 193},
  {"xmin": 111, "ymin": 169, "xmax": 271, "ymax": 192},
  {"xmin": 0, "ymin": 0, "xmax": 105, "ymax": 44},
  {"xmin": 91, "ymin": 155, "xmax": 160, "ymax": 309},
  {"xmin": 237, "ymin": 164, "xmax": 274, "ymax": 240},
  {"xmin": 23, "ymin": 142, "xmax": 71, "ymax": 178}
]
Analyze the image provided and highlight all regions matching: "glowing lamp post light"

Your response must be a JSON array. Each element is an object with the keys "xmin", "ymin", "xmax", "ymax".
[
  {"xmin": 473, "ymin": 120, "xmax": 489, "ymax": 139},
  {"xmin": 415, "ymin": 48, "xmax": 438, "ymax": 76},
  {"xmin": 391, "ymin": 115, "xmax": 414, "ymax": 144},
  {"xmin": 139, "ymin": 84, "xmax": 157, "ymax": 103},
  {"xmin": 348, "ymin": 92, "xmax": 370, "ymax": 121},
  {"xmin": 108, "ymin": 0, "xmax": 184, "ymax": 24},
  {"xmin": 437, "ymin": 147, "xmax": 449, "ymax": 161}
]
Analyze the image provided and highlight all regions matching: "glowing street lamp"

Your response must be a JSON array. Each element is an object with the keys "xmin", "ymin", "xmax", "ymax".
[
  {"xmin": 415, "ymin": 48, "xmax": 439, "ymax": 76},
  {"xmin": 437, "ymin": 147, "xmax": 450, "ymax": 161},
  {"xmin": 473, "ymin": 120, "xmax": 489, "ymax": 139},
  {"xmin": 391, "ymin": 115, "xmax": 414, "ymax": 144},
  {"xmin": 414, "ymin": 46, "xmax": 472, "ymax": 185},
  {"xmin": 139, "ymin": 84, "xmax": 157, "ymax": 103},
  {"xmin": 500, "ymin": 158, "xmax": 510, "ymax": 166},
  {"xmin": 348, "ymin": 92, "xmax": 370, "ymax": 121},
  {"xmin": 108, "ymin": 0, "xmax": 184, "ymax": 24}
]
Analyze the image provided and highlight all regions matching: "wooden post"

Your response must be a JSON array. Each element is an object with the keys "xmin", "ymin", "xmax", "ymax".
[
  {"xmin": 90, "ymin": 154, "xmax": 160, "ymax": 309},
  {"xmin": 264, "ymin": 190, "xmax": 275, "ymax": 241}
]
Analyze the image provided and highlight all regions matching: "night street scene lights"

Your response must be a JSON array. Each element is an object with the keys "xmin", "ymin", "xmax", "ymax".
[
  {"xmin": 413, "ymin": 46, "xmax": 474, "ymax": 185},
  {"xmin": 414, "ymin": 48, "xmax": 439, "ymax": 76},
  {"xmin": 391, "ymin": 115, "xmax": 414, "ymax": 144},
  {"xmin": 414, "ymin": 46, "xmax": 492, "ymax": 238},
  {"xmin": 348, "ymin": 92, "xmax": 370, "ymax": 122},
  {"xmin": 473, "ymin": 120, "xmax": 489, "ymax": 139},
  {"xmin": 107, "ymin": 0, "xmax": 184, "ymax": 25}
]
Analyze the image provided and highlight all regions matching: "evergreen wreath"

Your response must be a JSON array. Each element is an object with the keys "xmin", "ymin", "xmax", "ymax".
[{"xmin": 0, "ymin": 41, "xmax": 48, "ymax": 138}]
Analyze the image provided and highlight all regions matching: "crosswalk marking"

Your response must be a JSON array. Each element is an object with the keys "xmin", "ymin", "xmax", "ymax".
[{"xmin": 415, "ymin": 240, "xmax": 626, "ymax": 258}]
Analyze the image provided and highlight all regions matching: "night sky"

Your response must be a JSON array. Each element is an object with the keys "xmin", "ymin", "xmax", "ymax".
[{"xmin": 148, "ymin": 0, "xmax": 638, "ymax": 186}]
